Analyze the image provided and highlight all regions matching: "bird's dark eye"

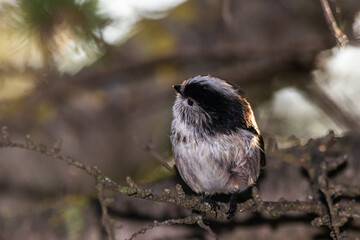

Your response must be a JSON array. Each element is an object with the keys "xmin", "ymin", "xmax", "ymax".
[{"xmin": 187, "ymin": 98, "xmax": 194, "ymax": 106}]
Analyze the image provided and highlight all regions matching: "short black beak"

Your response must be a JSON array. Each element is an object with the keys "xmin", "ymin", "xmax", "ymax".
[{"xmin": 172, "ymin": 85, "xmax": 182, "ymax": 95}]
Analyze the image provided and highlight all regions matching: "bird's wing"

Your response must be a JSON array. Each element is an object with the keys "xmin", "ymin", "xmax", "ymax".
[
  {"xmin": 258, "ymin": 134, "xmax": 266, "ymax": 167},
  {"xmin": 245, "ymin": 126, "xmax": 266, "ymax": 167},
  {"xmin": 240, "ymin": 96, "xmax": 266, "ymax": 167}
]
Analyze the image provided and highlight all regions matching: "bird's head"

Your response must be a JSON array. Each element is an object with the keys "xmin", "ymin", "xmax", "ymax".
[{"xmin": 172, "ymin": 75, "xmax": 248, "ymax": 135}]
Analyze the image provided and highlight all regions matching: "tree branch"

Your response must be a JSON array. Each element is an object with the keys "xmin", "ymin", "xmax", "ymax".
[
  {"xmin": 1, "ymin": 127, "xmax": 360, "ymax": 239},
  {"xmin": 97, "ymin": 183, "xmax": 116, "ymax": 240},
  {"xmin": 319, "ymin": 0, "xmax": 348, "ymax": 48},
  {"xmin": 126, "ymin": 214, "xmax": 217, "ymax": 240}
]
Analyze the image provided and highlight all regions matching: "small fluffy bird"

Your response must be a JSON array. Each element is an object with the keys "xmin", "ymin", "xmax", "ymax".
[{"xmin": 170, "ymin": 75, "xmax": 266, "ymax": 219}]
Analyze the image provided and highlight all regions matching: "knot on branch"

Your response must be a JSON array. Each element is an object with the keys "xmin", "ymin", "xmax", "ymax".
[{"xmin": 175, "ymin": 184, "xmax": 186, "ymax": 200}]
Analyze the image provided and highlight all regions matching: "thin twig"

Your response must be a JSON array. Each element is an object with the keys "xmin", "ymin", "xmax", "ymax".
[
  {"xmin": 319, "ymin": 0, "xmax": 348, "ymax": 48},
  {"xmin": 133, "ymin": 137, "xmax": 175, "ymax": 173},
  {"xmin": 329, "ymin": 182, "xmax": 360, "ymax": 198},
  {"xmin": 126, "ymin": 215, "xmax": 216, "ymax": 240},
  {"xmin": 97, "ymin": 183, "xmax": 116, "ymax": 240},
  {"xmin": 339, "ymin": 210, "xmax": 360, "ymax": 220},
  {"xmin": 319, "ymin": 162, "xmax": 341, "ymax": 240}
]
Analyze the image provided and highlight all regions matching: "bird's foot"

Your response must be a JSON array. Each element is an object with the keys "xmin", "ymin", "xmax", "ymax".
[
  {"xmin": 207, "ymin": 199, "xmax": 220, "ymax": 212},
  {"xmin": 192, "ymin": 210, "xmax": 210, "ymax": 226},
  {"xmin": 201, "ymin": 212, "xmax": 210, "ymax": 226},
  {"xmin": 226, "ymin": 193, "xmax": 238, "ymax": 219},
  {"xmin": 201, "ymin": 194, "xmax": 220, "ymax": 217},
  {"xmin": 226, "ymin": 201, "xmax": 237, "ymax": 219}
]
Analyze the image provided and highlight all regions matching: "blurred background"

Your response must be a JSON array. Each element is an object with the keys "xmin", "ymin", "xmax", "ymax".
[{"xmin": 0, "ymin": 0, "xmax": 360, "ymax": 239}]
